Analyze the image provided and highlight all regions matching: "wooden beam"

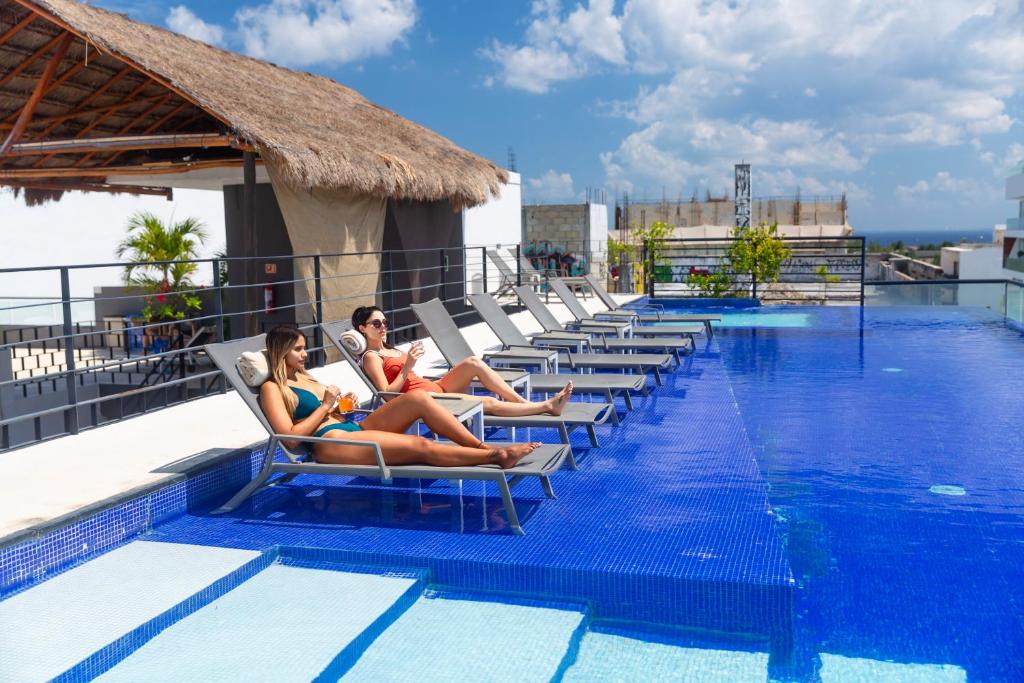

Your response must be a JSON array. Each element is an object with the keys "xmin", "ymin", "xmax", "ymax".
[
  {"xmin": 96, "ymin": 101, "xmax": 193, "ymax": 167},
  {"xmin": 0, "ymin": 29, "xmax": 69, "ymax": 89},
  {"xmin": 10, "ymin": 0, "xmax": 234, "ymax": 132},
  {"xmin": 23, "ymin": 65, "xmax": 133, "ymax": 132},
  {"xmin": 0, "ymin": 32, "xmax": 73, "ymax": 155},
  {"xmin": 31, "ymin": 80, "xmax": 161, "ymax": 168},
  {"xmin": 4, "ymin": 132, "xmax": 232, "ymax": 156},
  {"xmin": 0, "ymin": 94, "xmax": 173, "ymax": 132},
  {"xmin": 0, "ymin": 13, "xmax": 36, "ymax": 48},
  {"xmin": 0, "ymin": 180, "xmax": 173, "ymax": 198},
  {"xmin": 0, "ymin": 158, "xmax": 254, "ymax": 178}
]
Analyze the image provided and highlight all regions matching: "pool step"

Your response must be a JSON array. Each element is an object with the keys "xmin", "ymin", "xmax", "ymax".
[
  {"xmin": 0, "ymin": 540, "xmax": 260, "ymax": 683},
  {"xmin": 339, "ymin": 591, "xmax": 588, "ymax": 682},
  {"xmin": 95, "ymin": 562, "xmax": 420, "ymax": 682},
  {"xmin": 561, "ymin": 631, "xmax": 770, "ymax": 682},
  {"xmin": 818, "ymin": 653, "xmax": 967, "ymax": 682}
]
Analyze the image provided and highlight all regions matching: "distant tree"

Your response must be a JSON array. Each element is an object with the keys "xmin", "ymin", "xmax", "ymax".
[
  {"xmin": 727, "ymin": 221, "xmax": 791, "ymax": 298},
  {"xmin": 867, "ymin": 241, "xmax": 885, "ymax": 253}
]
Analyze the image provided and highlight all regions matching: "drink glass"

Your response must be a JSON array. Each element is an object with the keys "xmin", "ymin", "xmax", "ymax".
[{"xmin": 335, "ymin": 396, "xmax": 355, "ymax": 413}]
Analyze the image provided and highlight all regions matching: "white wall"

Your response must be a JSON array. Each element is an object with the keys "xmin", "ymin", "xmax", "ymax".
[
  {"xmin": 462, "ymin": 172, "xmax": 521, "ymax": 293},
  {"xmin": 956, "ymin": 246, "xmax": 1007, "ymax": 310},
  {"xmin": 0, "ymin": 188, "xmax": 226, "ymax": 324}
]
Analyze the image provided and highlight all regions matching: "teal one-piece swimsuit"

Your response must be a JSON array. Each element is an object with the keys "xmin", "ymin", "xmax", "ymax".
[{"xmin": 289, "ymin": 383, "xmax": 362, "ymax": 437}]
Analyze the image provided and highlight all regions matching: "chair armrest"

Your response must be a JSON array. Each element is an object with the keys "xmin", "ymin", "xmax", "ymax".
[{"xmin": 271, "ymin": 432, "xmax": 389, "ymax": 476}]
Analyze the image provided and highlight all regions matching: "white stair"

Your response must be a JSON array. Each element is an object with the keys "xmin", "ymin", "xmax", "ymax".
[
  {"xmin": 341, "ymin": 593, "xmax": 586, "ymax": 681},
  {"xmin": 563, "ymin": 631, "xmax": 769, "ymax": 682},
  {"xmin": 0, "ymin": 541, "xmax": 259, "ymax": 683}
]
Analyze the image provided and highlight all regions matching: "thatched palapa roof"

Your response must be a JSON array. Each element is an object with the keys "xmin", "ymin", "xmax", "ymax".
[{"xmin": 0, "ymin": 0, "xmax": 507, "ymax": 207}]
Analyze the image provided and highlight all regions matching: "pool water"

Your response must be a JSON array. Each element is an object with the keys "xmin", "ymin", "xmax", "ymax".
[{"xmin": 701, "ymin": 305, "xmax": 1024, "ymax": 680}]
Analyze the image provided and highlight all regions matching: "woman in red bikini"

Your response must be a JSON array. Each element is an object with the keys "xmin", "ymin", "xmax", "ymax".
[{"xmin": 353, "ymin": 306, "xmax": 573, "ymax": 417}]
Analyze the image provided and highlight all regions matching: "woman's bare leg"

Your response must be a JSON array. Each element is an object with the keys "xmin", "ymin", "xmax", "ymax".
[
  {"xmin": 476, "ymin": 382, "xmax": 574, "ymax": 416},
  {"xmin": 360, "ymin": 391, "xmax": 482, "ymax": 447},
  {"xmin": 437, "ymin": 356, "xmax": 528, "ymax": 403},
  {"xmin": 314, "ymin": 430, "xmax": 540, "ymax": 469}
]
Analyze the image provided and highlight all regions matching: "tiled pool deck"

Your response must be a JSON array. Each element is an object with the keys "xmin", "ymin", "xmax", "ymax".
[{"xmin": 0, "ymin": 296, "xmax": 792, "ymax": 654}]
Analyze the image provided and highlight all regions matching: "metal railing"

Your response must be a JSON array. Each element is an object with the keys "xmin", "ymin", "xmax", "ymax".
[
  {"xmin": 644, "ymin": 236, "xmax": 866, "ymax": 304},
  {"xmin": 0, "ymin": 243, "xmax": 561, "ymax": 453}
]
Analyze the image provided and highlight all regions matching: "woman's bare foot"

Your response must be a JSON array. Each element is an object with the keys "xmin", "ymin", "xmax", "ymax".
[
  {"xmin": 546, "ymin": 382, "xmax": 574, "ymax": 416},
  {"xmin": 493, "ymin": 441, "xmax": 541, "ymax": 469}
]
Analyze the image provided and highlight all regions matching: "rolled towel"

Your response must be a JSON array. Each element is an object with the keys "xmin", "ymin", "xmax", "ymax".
[
  {"xmin": 339, "ymin": 329, "xmax": 367, "ymax": 356},
  {"xmin": 236, "ymin": 350, "xmax": 270, "ymax": 387}
]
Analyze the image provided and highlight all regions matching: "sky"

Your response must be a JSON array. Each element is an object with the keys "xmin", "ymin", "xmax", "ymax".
[{"xmin": 3, "ymin": 0, "xmax": 1023, "ymax": 285}]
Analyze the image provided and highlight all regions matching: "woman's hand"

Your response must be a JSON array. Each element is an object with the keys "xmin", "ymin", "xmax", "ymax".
[
  {"xmin": 404, "ymin": 342, "xmax": 424, "ymax": 371},
  {"xmin": 320, "ymin": 384, "xmax": 342, "ymax": 409}
]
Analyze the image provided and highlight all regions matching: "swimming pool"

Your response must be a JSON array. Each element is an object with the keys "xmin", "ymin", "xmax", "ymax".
[
  {"xmin": 2, "ymin": 302, "xmax": 1022, "ymax": 680},
  {"xmin": 707, "ymin": 304, "xmax": 1024, "ymax": 680}
]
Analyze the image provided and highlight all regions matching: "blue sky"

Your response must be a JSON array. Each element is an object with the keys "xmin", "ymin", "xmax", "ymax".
[{"xmin": 96, "ymin": 0, "xmax": 1022, "ymax": 232}]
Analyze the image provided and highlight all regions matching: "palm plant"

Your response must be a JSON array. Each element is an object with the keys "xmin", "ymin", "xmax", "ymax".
[{"xmin": 116, "ymin": 212, "xmax": 208, "ymax": 324}]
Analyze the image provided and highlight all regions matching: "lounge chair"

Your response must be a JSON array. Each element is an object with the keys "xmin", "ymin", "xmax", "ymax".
[
  {"xmin": 486, "ymin": 249, "xmax": 539, "ymax": 297},
  {"xmin": 467, "ymin": 292, "xmax": 649, "ymax": 410},
  {"xmin": 205, "ymin": 334, "xmax": 569, "ymax": 535},
  {"xmin": 509, "ymin": 248, "xmax": 589, "ymax": 294},
  {"xmin": 548, "ymin": 278, "xmax": 705, "ymax": 341},
  {"xmin": 583, "ymin": 274, "xmax": 720, "ymax": 338},
  {"xmin": 321, "ymin": 320, "xmax": 531, "ymax": 401},
  {"xmin": 512, "ymin": 286, "xmax": 675, "ymax": 384},
  {"xmin": 409, "ymin": 298, "xmax": 616, "ymax": 462},
  {"xmin": 517, "ymin": 284, "xmax": 694, "ymax": 363}
]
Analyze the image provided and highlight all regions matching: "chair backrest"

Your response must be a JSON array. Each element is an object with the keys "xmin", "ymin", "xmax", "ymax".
[
  {"xmin": 319, "ymin": 320, "xmax": 379, "ymax": 397},
  {"xmin": 409, "ymin": 298, "xmax": 475, "ymax": 365},
  {"xmin": 486, "ymin": 250, "xmax": 516, "ymax": 279},
  {"xmin": 508, "ymin": 249, "xmax": 541, "ymax": 276},
  {"xmin": 204, "ymin": 333, "xmax": 273, "ymax": 435},
  {"xmin": 584, "ymin": 274, "xmax": 618, "ymax": 310},
  {"xmin": 547, "ymin": 279, "xmax": 591, "ymax": 322},
  {"xmin": 514, "ymin": 285, "xmax": 565, "ymax": 333},
  {"xmin": 467, "ymin": 292, "xmax": 531, "ymax": 347}
]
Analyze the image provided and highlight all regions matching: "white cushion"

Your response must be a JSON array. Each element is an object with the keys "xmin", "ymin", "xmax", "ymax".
[
  {"xmin": 339, "ymin": 329, "xmax": 367, "ymax": 356},
  {"xmin": 236, "ymin": 350, "xmax": 270, "ymax": 387}
]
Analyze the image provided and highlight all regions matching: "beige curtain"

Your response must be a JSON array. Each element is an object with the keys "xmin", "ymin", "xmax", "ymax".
[{"xmin": 266, "ymin": 162, "xmax": 385, "ymax": 329}]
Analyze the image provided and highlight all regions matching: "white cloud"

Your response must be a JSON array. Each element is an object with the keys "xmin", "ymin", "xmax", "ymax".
[
  {"xmin": 235, "ymin": 0, "xmax": 416, "ymax": 67},
  {"xmin": 527, "ymin": 169, "xmax": 576, "ymax": 201},
  {"xmin": 166, "ymin": 5, "xmax": 225, "ymax": 46},
  {"xmin": 487, "ymin": 0, "xmax": 1024, "ymax": 205},
  {"xmin": 895, "ymin": 171, "xmax": 1001, "ymax": 202},
  {"xmin": 483, "ymin": 0, "xmax": 623, "ymax": 93}
]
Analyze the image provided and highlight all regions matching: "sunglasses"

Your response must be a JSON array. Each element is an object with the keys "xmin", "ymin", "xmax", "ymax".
[{"xmin": 367, "ymin": 318, "xmax": 388, "ymax": 330}]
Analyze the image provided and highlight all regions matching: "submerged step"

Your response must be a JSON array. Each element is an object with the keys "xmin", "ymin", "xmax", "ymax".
[
  {"xmin": 341, "ymin": 592, "xmax": 586, "ymax": 681},
  {"xmin": 0, "ymin": 540, "xmax": 259, "ymax": 683},
  {"xmin": 819, "ymin": 653, "xmax": 967, "ymax": 682},
  {"xmin": 563, "ymin": 631, "xmax": 769, "ymax": 682},
  {"xmin": 96, "ymin": 564, "xmax": 418, "ymax": 682}
]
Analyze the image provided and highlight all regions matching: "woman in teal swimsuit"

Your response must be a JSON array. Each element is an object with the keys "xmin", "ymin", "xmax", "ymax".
[{"xmin": 260, "ymin": 326, "xmax": 540, "ymax": 468}]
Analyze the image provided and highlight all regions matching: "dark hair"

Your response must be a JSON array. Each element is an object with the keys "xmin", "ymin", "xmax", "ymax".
[{"xmin": 351, "ymin": 306, "xmax": 394, "ymax": 349}]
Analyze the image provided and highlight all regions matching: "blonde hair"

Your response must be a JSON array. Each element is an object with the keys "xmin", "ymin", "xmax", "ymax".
[{"xmin": 265, "ymin": 326, "xmax": 312, "ymax": 417}]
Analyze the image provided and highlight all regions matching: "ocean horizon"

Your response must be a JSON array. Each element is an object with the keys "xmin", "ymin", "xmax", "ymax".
[{"xmin": 852, "ymin": 228, "xmax": 997, "ymax": 246}]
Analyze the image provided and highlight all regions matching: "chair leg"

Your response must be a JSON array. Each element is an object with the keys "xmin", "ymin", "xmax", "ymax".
[
  {"xmin": 586, "ymin": 423, "xmax": 600, "ymax": 447},
  {"xmin": 212, "ymin": 440, "xmax": 278, "ymax": 514},
  {"xmin": 540, "ymin": 476, "xmax": 556, "ymax": 499},
  {"xmin": 497, "ymin": 477, "xmax": 524, "ymax": 536},
  {"xmin": 558, "ymin": 423, "xmax": 578, "ymax": 470},
  {"xmin": 605, "ymin": 390, "xmax": 620, "ymax": 425},
  {"xmin": 652, "ymin": 367, "xmax": 664, "ymax": 385},
  {"xmin": 623, "ymin": 390, "xmax": 635, "ymax": 410}
]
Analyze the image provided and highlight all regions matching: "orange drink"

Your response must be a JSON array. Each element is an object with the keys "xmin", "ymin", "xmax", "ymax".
[{"xmin": 335, "ymin": 396, "xmax": 355, "ymax": 413}]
